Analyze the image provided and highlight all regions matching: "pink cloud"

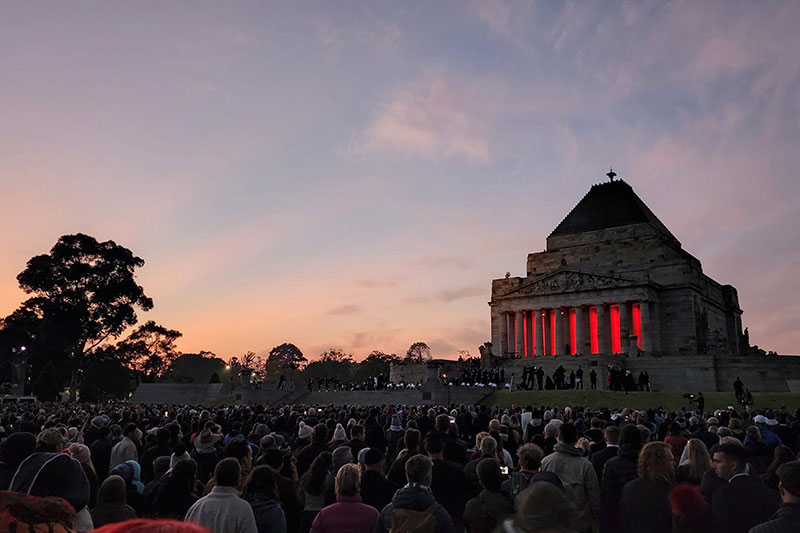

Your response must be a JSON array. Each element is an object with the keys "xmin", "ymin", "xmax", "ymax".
[{"xmin": 345, "ymin": 70, "xmax": 491, "ymax": 163}]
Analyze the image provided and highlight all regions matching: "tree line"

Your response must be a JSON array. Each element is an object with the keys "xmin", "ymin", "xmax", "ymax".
[{"xmin": 0, "ymin": 234, "xmax": 438, "ymax": 401}]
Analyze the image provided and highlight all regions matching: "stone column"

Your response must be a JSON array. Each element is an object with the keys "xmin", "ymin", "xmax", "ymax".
[
  {"xmin": 554, "ymin": 308, "xmax": 565, "ymax": 356},
  {"xmin": 650, "ymin": 302, "xmax": 662, "ymax": 353},
  {"xmin": 515, "ymin": 311, "xmax": 524, "ymax": 357},
  {"xmin": 619, "ymin": 302, "xmax": 631, "ymax": 353},
  {"xmin": 542, "ymin": 310, "xmax": 551, "ymax": 356},
  {"xmin": 596, "ymin": 304, "xmax": 611, "ymax": 354},
  {"xmin": 574, "ymin": 306, "xmax": 584, "ymax": 355},
  {"xmin": 525, "ymin": 311, "xmax": 534, "ymax": 357},
  {"xmin": 505, "ymin": 313, "xmax": 513, "ymax": 356},
  {"xmin": 640, "ymin": 302, "xmax": 651, "ymax": 352},
  {"xmin": 534, "ymin": 309, "xmax": 544, "ymax": 356}
]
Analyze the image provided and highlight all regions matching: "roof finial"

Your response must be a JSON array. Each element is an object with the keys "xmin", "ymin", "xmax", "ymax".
[{"xmin": 606, "ymin": 167, "xmax": 617, "ymax": 182}]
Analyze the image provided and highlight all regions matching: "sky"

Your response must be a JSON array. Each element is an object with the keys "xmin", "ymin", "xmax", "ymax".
[{"xmin": 1, "ymin": 1, "xmax": 799, "ymax": 361}]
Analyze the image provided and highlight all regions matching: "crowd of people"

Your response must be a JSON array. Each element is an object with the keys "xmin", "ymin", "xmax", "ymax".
[{"xmin": 0, "ymin": 398, "xmax": 799, "ymax": 533}]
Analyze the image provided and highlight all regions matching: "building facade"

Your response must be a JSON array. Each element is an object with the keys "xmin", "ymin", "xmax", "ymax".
[{"xmin": 489, "ymin": 174, "xmax": 799, "ymax": 392}]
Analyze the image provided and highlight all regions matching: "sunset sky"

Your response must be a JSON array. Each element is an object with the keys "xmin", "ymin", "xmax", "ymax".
[{"xmin": 1, "ymin": 1, "xmax": 799, "ymax": 361}]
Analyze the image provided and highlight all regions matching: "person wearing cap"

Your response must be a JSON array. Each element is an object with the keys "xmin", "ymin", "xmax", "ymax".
[
  {"xmin": 711, "ymin": 442, "xmax": 778, "ymax": 533},
  {"xmin": 750, "ymin": 460, "xmax": 800, "ymax": 532},
  {"xmin": 359, "ymin": 448, "xmax": 398, "ymax": 513},
  {"xmin": 540, "ymin": 423, "xmax": 600, "ymax": 533},
  {"xmin": 749, "ymin": 415, "xmax": 783, "ymax": 449}
]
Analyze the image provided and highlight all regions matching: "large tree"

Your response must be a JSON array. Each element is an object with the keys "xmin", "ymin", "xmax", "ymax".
[
  {"xmin": 265, "ymin": 343, "xmax": 307, "ymax": 381},
  {"xmin": 14, "ymin": 234, "xmax": 152, "ymax": 399},
  {"xmin": 405, "ymin": 341, "xmax": 432, "ymax": 363},
  {"xmin": 353, "ymin": 350, "xmax": 400, "ymax": 382}
]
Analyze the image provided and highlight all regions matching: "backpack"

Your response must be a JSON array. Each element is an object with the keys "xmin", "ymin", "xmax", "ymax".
[{"xmin": 390, "ymin": 503, "xmax": 440, "ymax": 533}]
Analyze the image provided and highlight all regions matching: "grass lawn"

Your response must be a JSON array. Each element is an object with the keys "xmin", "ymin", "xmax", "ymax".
[{"xmin": 483, "ymin": 390, "xmax": 800, "ymax": 413}]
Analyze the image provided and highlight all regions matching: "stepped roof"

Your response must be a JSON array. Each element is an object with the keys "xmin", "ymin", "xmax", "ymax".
[{"xmin": 549, "ymin": 179, "xmax": 676, "ymax": 241}]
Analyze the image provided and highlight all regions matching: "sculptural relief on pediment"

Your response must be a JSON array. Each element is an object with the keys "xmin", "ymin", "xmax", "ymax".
[{"xmin": 500, "ymin": 270, "xmax": 635, "ymax": 298}]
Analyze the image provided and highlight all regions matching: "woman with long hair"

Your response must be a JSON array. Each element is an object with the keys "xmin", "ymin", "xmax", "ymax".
[
  {"xmin": 762, "ymin": 445, "xmax": 795, "ymax": 492},
  {"xmin": 242, "ymin": 466, "xmax": 286, "ymax": 533},
  {"xmin": 297, "ymin": 451, "xmax": 332, "ymax": 533},
  {"xmin": 676, "ymin": 439, "xmax": 712, "ymax": 486},
  {"xmin": 619, "ymin": 441, "xmax": 675, "ymax": 533}
]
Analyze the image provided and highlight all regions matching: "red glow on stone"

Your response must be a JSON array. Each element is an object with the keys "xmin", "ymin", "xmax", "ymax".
[
  {"xmin": 590, "ymin": 307, "xmax": 599, "ymax": 354},
  {"xmin": 632, "ymin": 303, "xmax": 642, "ymax": 349},
  {"xmin": 550, "ymin": 311, "xmax": 556, "ymax": 356},
  {"xmin": 523, "ymin": 313, "xmax": 528, "ymax": 357},
  {"xmin": 610, "ymin": 305, "xmax": 621, "ymax": 354},
  {"xmin": 541, "ymin": 312, "xmax": 548, "ymax": 356},
  {"xmin": 570, "ymin": 308, "xmax": 577, "ymax": 355}
]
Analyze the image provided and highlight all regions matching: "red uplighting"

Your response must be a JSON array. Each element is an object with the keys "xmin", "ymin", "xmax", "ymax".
[
  {"xmin": 632, "ymin": 303, "xmax": 642, "ymax": 349},
  {"xmin": 541, "ymin": 311, "xmax": 548, "ymax": 356},
  {"xmin": 570, "ymin": 308, "xmax": 577, "ymax": 355},
  {"xmin": 610, "ymin": 304, "xmax": 621, "ymax": 353},
  {"xmin": 523, "ymin": 312, "xmax": 528, "ymax": 357},
  {"xmin": 550, "ymin": 310, "xmax": 556, "ymax": 356},
  {"xmin": 590, "ymin": 306, "xmax": 599, "ymax": 354}
]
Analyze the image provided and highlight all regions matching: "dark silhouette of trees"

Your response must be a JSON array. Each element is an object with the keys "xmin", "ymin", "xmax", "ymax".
[
  {"xmin": 353, "ymin": 350, "xmax": 399, "ymax": 382},
  {"xmin": 116, "ymin": 321, "xmax": 182, "ymax": 381},
  {"xmin": 405, "ymin": 341, "xmax": 431, "ymax": 363},
  {"xmin": 320, "ymin": 347, "xmax": 353, "ymax": 363},
  {"xmin": 9, "ymin": 234, "xmax": 152, "ymax": 399},
  {"xmin": 265, "ymin": 343, "xmax": 307, "ymax": 380}
]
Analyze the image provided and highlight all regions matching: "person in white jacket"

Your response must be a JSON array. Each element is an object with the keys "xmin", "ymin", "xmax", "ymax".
[
  {"xmin": 185, "ymin": 457, "xmax": 258, "ymax": 533},
  {"xmin": 109, "ymin": 423, "xmax": 140, "ymax": 471}
]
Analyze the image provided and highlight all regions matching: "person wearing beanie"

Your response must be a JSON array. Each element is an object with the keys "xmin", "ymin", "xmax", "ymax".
[
  {"xmin": 36, "ymin": 428, "xmax": 66, "ymax": 453},
  {"xmin": 385, "ymin": 416, "xmax": 404, "ymax": 456},
  {"xmin": 10, "ymin": 452, "xmax": 93, "ymax": 532},
  {"xmin": 600, "ymin": 424, "xmax": 643, "ymax": 533},
  {"xmin": 463, "ymin": 458, "xmax": 514, "ymax": 533},
  {"xmin": 0, "ymin": 431, "xmax": 36, "ymax": 490},
  {"xmin": 91, "ymin": 475, "xmax": 137, "ymax": 528},
  {"xmin": 70, "ymin": 443, "xmax": 100, "ymax": 509},
  {"xmin": 329, "ymin": 423, "xmax": 348, "ymax": 451},
  {"xmin": 359, "ymin": 448, "xmax": 398, "ymax": 512}
]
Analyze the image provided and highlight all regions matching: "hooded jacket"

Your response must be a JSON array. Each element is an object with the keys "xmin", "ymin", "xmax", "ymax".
[
  {"xmin": 540, "ymin": 443, "xmax": 601, "ymax": 533},
  {"xmin": 463, "ymin": 489, "xmax": 514, "ymax": 533},
  {"xmin": 373, "ymin": 485, "xmax": 455, "ymax": 533},
  {"xmin": 91, "ymin": 475, "xmax": 137, "ymax": 528}
]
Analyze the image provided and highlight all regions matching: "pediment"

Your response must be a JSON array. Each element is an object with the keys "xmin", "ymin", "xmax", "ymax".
[{"xmin": 499, "ymin": 269, "xmax": 639, "ymax": 298}]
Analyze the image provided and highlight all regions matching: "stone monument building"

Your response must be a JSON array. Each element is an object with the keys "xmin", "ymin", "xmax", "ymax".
[{"xmin": 489, "ymin": 172, "xmax": 800, "ymax": 392}]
